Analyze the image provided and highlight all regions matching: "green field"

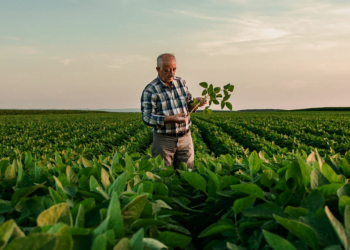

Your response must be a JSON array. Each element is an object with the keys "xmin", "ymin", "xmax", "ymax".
[{"xmin": 1, "ymin": 111, "xmax": 350, "ymax": 250}]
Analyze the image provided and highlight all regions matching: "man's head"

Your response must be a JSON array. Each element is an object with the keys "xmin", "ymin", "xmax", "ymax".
[{"xmin": 156, "ymin": 53, "xmax": 176, "ymax": 84}]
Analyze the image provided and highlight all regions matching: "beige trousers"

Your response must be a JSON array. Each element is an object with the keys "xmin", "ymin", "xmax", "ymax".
[{"xmin": 152, "ymin": 131, "xmax": 194, "ymax": 169}]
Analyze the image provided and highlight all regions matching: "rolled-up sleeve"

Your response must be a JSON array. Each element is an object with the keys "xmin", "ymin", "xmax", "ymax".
[{"xmin": 141, "ymin": 89, "xmax": 165, "ymax": 127}]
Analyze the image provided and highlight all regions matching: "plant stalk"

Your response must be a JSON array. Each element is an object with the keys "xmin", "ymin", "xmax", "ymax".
[{"xmin": 189, "ymin": 94, "xmax": 209, "ymax": 115}]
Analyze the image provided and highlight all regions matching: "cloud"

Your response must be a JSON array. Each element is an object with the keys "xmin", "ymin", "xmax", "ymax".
[
  {"xmin": 61, "ymin": 59, "xmax": 75, "ymax": 65},
  {"xmin": 176, "ymin": 2, "xmax": 350, "ymax": 55},
  {"xmin": 48, "ymin": 56, "xmax": 75, "ymax": 65}
]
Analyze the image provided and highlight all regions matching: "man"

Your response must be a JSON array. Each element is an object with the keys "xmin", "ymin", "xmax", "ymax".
[{"xmin": 141, "ymin": 53, "xmax": 207, "ymax": 169}]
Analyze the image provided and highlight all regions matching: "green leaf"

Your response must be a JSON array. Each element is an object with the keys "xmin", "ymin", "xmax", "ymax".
[
  {"xmin": 109, "ymin": 171, "xmax": 128, "ymax": 196},
  {"xmin": 107, "ymin": 192, "xmax": 124, "ymax": 237},
  {"xmin": 91, "ymin": 234, "xmax": 107, "ymax": 250},
  {"xmin": 213, "ymin": 100, "xmax": 219, "ymax": 105},
  {"xmin": 344, "ymin": 205, "xmax": 350, "ymax": 232},
  {"xmin": 81, "ymin": 156, "xmax": 93, "ymax": 168},
  {"xmin": 113, "ymin": 238, "xmax": 130, "ymax": 250},
  {"xmin": 66, "ymin": 166, "xmax": 79, "ymax": 185},
  {"xmin": 263, "ymin": 230, "xmax": 297, "ymax": 250},
  {"xmin": 182, "ymin": 172, "xmax": 207, "ymax": 193},
  {"xmin": 49, "ymin": 187, "xmax": 65, "ymax": 204},
  {"xmin": 157, "ymin": 231, "xmax": 191, "ymax": 248},
  {"xmin": 298, "ymin": 157, "xmax": 312, "ymax": 187},
  {"xmin": 125, "ymin": 153, "xmax": 135, "ymax": 180},
  {"xmin": 75, "ymin": 205, "xmax": 85, "ymax": 228},
  {"xmin": 318, "ymin": 183, "xmax": 344, "ymax": 197},
  {"xmin": 322, "ymin": 163, "xmax": 342, "ymax": 183},
  {"xmin": 130, "ymin": 228, "xmax": 144, "ymax": 250},
  {"xmin": 199, "ymin": 82, "xmax": 208, "ymax": 88},
  {"xmin": 5, "ymin": 233, "xmax": 57, "ymax": 250},
  {"xmin": 63, "ymin": 186, "xmax": 78, "ymax": 197},
  {"xmin": 225, "ymin": 102, "xmax": 233, "ymax": 111},
  {"xmin": 325, "ymin": 206, "xmax": 350, "ymax": 250},
  {"xmin": 101, "ymin": 168, "xmax": 111, "ymax": 190},
  {"xmin": 208, "ymin": 84, "xmax": 214, "ymax": 95},
  {"xmin": 228, "ymin": 85, "xmax": 234, "ymax": 92},
  {"xmin": 131, "ymin": 219, "xmax": 167, "ymax": 229},
  {"xmin": 337, "ymin": 183, "xmax": 350, "ymax": 198},
  {"xmin": 24, "ymin": 151, "xmax": 33, "ymax": 166},
  {"xmin": 242, "ymin": 202, "xmax": 286, "ymax": 219},
  {"xmin": 5, "ymin": 164, "xmax": 16, "ymax": 181},
  {"xmin": 198, "ymin": 221, "xmax": 235, "ymax": 238},
  {"xmin": 233, "ymin": 194, "xmax": 257, "ymax": 214},
  {"xmin": 153, "ymin": 182, "xmax": 168, "ymax": 196},
  {"xmin": 301, "ymin": 190, "xmax": 325, "ymax": 213},
  {"xmin": 122, "ymin": 194, "xmax": 148, "ymax": 228},
  {"xmin": 226, "ymin": 243, "xmax": 247, "ymax": 250},
  {"xmin": 214, "ymin": 87, "xmax": 221, "ymax": 93},
  {"xmin": 339, "ymin": 158, "xmax": 350, "ymax": 176},
  {"xmin": 0, "ymin": 219, "xmax": 25, "ymax": 249},
  {"xmin": 206, "ymin": 168, "xmax": 220, "ymax": 191},
  {"xmin": 143, "ymin": 238, "xmax": 168, "ymax": 250},
  {"xmin": 49, "ymin": 224, "xmax": 73, "ymax": 250},
  {"xmin": 37, "ymin": 203, "xmax": 73, "ymax": 227},
  {"xmin": 221, "ymin": 101, "xmax": 225, "ymax": 109},
  {"xmin": 89, "ymin": 175, "xmax": 101, "ymax": 193},
  {"xmin": 299, "ymin": 217, "xmax": 341, "ymax": 246},
  {"xmin": 202, "ymin": 89, "xmax": 207, "ymax": 96},
  {"xmin": 285, "ymin": 206, "xmax": 309, "ymax": 218},
  {"xmin": 339, "ymin": 196, "xmax": 350, "ymax": 216},
  {"xmin": 249, "ymin": 151, "xmax": 261, "ymax": 175},
  {"xmin": 11, "ymin": 182, "xmax": 45, "ymax": 207},
  {"xmin": 111, "ymin": 152, "xmax": 119, "ymax": 168},
  {"xmin": 230, "ymin": 183, "xmax": 265, "ymax": 200},
  {"xmin": 273, "ymin": 215, "xmax": 320, "ymax": 250},
  {"xmin": 16, "ymin": 160, "xmax": 23, "ymax": 187},
  {"xmin": 311, "ymin": 168, "xmax": 330, "ymax": 189}
]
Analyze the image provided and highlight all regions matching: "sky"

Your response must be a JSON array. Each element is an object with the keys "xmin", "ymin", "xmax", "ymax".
[{"xmin": 1, "ymin": 0, "xmax": 350, "ymax": 110}]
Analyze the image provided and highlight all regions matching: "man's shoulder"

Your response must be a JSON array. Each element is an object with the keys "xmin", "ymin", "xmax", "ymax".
[{"xmin": 144, "ymin": 78, "xmax": 161, "ymax": 93}]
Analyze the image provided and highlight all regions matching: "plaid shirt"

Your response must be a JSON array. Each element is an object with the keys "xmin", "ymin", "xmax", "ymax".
[{"xmin": 141, "ymin": 75, "xmax": 194, "ymax": 134}]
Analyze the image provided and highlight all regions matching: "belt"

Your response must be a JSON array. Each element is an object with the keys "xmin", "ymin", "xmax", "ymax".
[{"xmin": 166, "ymin": 129, "xmax": 190, "ymax": 137}]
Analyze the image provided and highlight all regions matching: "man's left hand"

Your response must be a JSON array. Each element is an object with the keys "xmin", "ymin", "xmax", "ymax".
[
  {"xmin": 190, "ymin": 97, "xmax": 207, "ymax": 112},
  {"xmin": 196, "ymin": 97, "xmax": 207, "ymax": 107}
]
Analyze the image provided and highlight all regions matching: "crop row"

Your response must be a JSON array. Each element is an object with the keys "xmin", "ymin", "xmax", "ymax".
[
  {"xmin": 2, "ymin": 145, "xmax": 350, "ymax": 249},
  {"xmin": 0, "ymin": 113, "xmax": 146, "ymax": 159}
]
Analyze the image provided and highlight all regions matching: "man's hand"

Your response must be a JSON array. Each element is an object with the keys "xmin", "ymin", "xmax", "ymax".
[
  {"xmin": 190, "ymin": 97, "xmax": 208, "ymax": 112},
  {"xmin": 164, "ymin": 113, "xmax": 188, "ymax": 124},
  {"xmin": 196, "ymin": 97, "xmax": 207, "ymax": 107}
]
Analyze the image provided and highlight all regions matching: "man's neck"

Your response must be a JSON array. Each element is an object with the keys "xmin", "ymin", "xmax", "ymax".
[{"xmin": 158, "ymin": 75, "xmax": 173, "ymax": 89}]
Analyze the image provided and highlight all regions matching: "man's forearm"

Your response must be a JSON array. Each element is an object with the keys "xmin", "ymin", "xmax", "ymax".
[{"xmin": 164, "ymin": 116, "xmax": 174, "ymax": 124}]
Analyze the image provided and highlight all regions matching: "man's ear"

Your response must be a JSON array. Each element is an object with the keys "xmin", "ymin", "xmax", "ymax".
[{"xmin": 156, "ymin": 67, "xmax": 160, "ymax": 72}]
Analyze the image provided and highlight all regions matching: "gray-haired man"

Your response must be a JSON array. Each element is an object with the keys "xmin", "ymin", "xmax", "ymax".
[{"xmin": 140, "ymin": 53, "xmax": 207, "ymax": 169}]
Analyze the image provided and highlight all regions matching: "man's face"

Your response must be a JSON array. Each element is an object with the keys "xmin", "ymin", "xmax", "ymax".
[{"xmin": 156, "ymin": 57, "xmax": 176, "ymax": 84}]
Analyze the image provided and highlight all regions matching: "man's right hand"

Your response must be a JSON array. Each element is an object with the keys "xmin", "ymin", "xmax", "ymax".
[
  {"xmin": 164, "ymin": 113, "xmax": 188, "ymax": 124},
  {"xmin": 173, "ymin": 113, "xmax": 188, "ymax": 124}
]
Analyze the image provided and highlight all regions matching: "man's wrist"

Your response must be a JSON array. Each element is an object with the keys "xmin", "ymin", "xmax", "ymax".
[{"xmin": 164, "ymin": 116, "xmax": 174, "ymax": 124}]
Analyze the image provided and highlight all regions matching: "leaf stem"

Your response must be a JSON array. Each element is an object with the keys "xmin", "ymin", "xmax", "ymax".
[{"xmin": 189, "ymin": 94, "xmax": 209, "ymax": 115}]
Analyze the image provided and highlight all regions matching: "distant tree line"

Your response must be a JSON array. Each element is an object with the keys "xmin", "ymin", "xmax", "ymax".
[{"xmin": 292, "ymin": 107, "xmax": 350, "ymax": 112}]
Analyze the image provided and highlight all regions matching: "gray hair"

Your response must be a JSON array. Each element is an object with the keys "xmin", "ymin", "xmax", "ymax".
[{"xmin": 157, "ymin": 53, "xmax": 176, "ymax": 68}]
